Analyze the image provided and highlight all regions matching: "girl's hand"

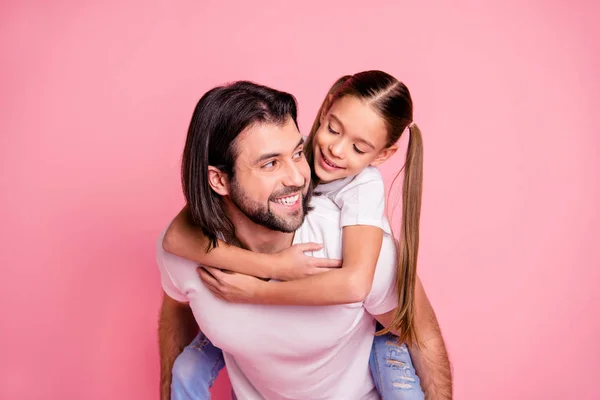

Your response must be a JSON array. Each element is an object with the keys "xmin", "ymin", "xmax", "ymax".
[
  {"xmin": 198, "ymin": 266, "xmax": 266, "ymax": 303},
  {"xmin": 273, "ymin": 242, "xmax": 342, "ymax": 281}
]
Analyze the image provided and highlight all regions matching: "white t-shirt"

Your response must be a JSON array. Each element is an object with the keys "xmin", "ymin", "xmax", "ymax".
[
  {"xmin": 314, "ymin": 166, "xmax": 391, "ymax": 235},
  {"xmin": 157, "ymin": 169, "xmax": 399, "ymax": 399}
]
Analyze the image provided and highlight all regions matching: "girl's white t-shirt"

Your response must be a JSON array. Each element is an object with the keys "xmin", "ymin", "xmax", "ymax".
[{"xmin": 314, "ymin": 166, "xmax": 392, "ymax": 235}]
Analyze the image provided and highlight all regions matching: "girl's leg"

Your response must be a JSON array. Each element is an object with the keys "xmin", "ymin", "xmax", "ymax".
[
  {"xmin": 171, "ymin": 331, "xmax": 225, "ymax": 400},
  {"xmin": 369, "ymin": 329, "xmax": 424, "ymax": 400}
]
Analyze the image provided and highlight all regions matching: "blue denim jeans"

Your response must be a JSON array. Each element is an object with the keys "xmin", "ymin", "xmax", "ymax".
[
  {"xmin": 172, "ymin": 331, "xmax": 424, "ymax": 399},
  {"xmin": 171, "ymin": 333, "xmax": 225, "ymax": 400},
  {"xmin": 369, "ymin": 334, "xmax": 424, "ymax": 399}
]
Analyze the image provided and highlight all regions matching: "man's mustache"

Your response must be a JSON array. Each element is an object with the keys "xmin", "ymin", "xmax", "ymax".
[{"xmin": 269, "ymin": 184, "xmax": 307, "ymax": 200}]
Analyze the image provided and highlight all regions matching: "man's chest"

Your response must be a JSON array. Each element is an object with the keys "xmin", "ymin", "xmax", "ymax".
[{"xmin": 187, "ymin": 285, "xmax": 365, "ymax": 359}]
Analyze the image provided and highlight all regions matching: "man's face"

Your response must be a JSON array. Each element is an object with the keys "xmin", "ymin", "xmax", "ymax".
[{"xmin": 229, "ymin": 118, "xmax": 312, "ymax": 233}]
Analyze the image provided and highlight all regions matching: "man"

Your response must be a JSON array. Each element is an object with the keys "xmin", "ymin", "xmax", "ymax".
[{"xmin": 157, "ymin": 81, "xmax": 452, "ymax": 399}]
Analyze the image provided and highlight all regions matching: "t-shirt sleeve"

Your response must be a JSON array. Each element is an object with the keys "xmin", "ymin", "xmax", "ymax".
[
  {"xmin": 335, "ymin": 167, "xmax": 387, "ymax": 230},
  {"xmin": 363, "ymin": 235, "xmax": 399, "ymax": 316},
  {"xmin": 156, "ymin": 229, "xmax": 190, "ymax": 303}
]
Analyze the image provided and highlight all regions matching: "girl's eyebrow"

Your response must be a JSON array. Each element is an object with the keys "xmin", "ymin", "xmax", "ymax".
[{"xmin": 331, "ymin": 113, "xmax": 375, "ymax": 149}]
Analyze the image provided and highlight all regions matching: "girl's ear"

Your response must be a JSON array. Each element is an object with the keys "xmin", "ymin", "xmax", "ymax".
[{"xmin": 370, "ymin": 144, "xmax": 398, "ymax": 166}]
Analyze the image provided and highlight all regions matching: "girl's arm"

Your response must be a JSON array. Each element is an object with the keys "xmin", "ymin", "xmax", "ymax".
[
  {"xmin": 163, "ymin": 206, "xmax": 341, "ymax": 281},
  {"xmin": 199, "ymin": 225, "xmax": 383, "ymax": 305}
]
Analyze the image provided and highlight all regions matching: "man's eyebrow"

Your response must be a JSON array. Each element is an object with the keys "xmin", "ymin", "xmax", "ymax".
[
  {"xmin": 254, "ymin": 152, "xmax": 281, "ymax": 164},
  {"xmin": 253, "ymin": 138, "xmax": 305, "ymax": 164}
]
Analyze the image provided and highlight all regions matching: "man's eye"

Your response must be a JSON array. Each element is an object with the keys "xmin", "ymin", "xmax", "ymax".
[
  {"xmin": 262, "ymin": 160, "xmax": 277, "ymax": 169},
  {"xmin": 293, "ymin": 150, "xmax": 304, "ymax": 159}
]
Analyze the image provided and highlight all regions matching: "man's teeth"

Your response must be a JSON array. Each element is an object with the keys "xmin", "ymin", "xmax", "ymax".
[{"xmin": 274, "ymin": 194, "xmax": 299, "ymax": 205}]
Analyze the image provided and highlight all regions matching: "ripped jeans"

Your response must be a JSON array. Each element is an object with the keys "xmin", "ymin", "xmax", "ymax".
[
  {"xmin": 172, "ymin": 330, "xmax": 424, "ymax": 400},
  {"xmin": 369, "ymin": 334, "xmax": 424, "ymax": 399}
]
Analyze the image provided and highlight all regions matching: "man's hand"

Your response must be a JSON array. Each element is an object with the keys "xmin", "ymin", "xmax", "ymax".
[
  {"xmin": 158, "ymin": 293, "xmax": 198, "ymax": 400},
  {"xmin": 376, "ymin": 277, "xmax": 452, "ymax": 399},
  {"xmin": 198, "ymin": 266, "xmax": 268, "ymax": 303}
]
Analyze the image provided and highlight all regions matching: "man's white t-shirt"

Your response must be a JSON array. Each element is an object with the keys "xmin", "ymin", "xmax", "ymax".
[{"xmin": 157, "ymin": 168, "xmax": 399, "ymax": 399}]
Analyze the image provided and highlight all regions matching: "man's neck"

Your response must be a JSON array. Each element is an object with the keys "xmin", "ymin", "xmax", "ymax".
[{"xmin": 224, "ymin": 201, "xmax": 294, "ymax": 254}]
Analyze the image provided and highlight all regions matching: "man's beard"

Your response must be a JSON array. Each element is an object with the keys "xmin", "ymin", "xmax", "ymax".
[{"xmin": 229, "ymin": 177, "xmax": 312, "ymax": 233}]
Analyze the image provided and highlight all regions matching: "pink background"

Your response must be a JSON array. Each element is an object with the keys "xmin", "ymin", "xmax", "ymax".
[{"xmin": 1, "ymin": 1, "xmax": 599, "ymax": 399}]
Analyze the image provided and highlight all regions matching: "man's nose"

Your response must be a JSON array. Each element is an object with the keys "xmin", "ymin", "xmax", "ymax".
[{"xmin": 282, "ymin": 161, "xmax": 306, "ymax": 188}]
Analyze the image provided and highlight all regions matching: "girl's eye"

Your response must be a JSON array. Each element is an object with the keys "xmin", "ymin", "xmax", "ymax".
[
  {"xmin": 353, "ymin": 145, "xmax": 366, "ymax": 155},
  {"xmin": 327, "ymin": 124, "xmax": 339, "ymax": 135}
]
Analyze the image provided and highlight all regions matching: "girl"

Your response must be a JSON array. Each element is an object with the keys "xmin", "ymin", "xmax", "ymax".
[{"xmin": 165, "ymin": 70, "xmax": 424, "ymax": 399}]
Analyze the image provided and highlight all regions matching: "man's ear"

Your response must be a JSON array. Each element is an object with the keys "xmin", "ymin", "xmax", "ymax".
[
  {"xmin": 207, "ymin": 166, "xmax": 230, "ymax": 196},
  {"xmin": 370, "ymin": 145, "xmax": 398, "ymax": 167}
]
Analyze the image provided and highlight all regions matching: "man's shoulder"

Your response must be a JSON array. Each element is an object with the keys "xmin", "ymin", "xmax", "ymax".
[
  {"xmin": 156, "ymin": 227, "xmax": 198, "ymax": 268},
  {"xmin": 155, "ymin": 227, "xmax": 199, "ymax": 303}
]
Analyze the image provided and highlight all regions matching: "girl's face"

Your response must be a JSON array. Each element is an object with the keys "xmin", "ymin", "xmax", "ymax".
[{"xmin": 312, "ymin": 95, "xmax": 398, "ymax": 183}]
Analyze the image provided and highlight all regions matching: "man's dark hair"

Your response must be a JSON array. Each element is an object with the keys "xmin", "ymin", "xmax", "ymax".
[{"xmin": 181, "ymin": 81, "xmax": 299, "ymax": 250}]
